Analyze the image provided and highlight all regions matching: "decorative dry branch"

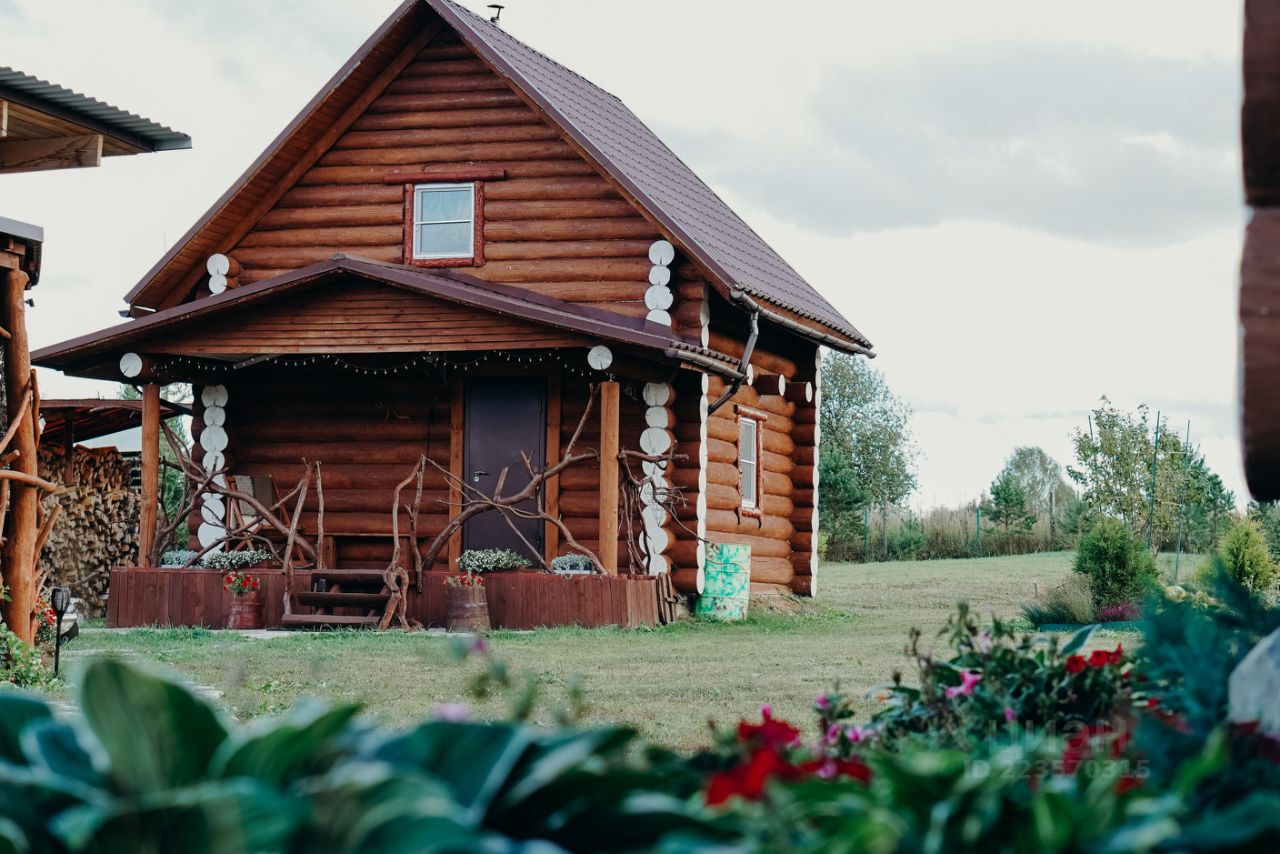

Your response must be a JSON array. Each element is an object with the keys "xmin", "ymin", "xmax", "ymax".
[{"xmin": 380, "ymin": 455, "xmax": 426, "ymax": 631}]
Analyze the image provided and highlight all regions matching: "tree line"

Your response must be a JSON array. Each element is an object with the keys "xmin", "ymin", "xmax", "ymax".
[{"xmin": 818, "ymin": 354, "xmax": 1240, "ymax": 562}]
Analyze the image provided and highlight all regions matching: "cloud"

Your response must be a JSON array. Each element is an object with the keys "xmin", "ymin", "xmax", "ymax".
[{"xmin": 667, "ymin": 43, "xmax": 1239, "ymax": 246}]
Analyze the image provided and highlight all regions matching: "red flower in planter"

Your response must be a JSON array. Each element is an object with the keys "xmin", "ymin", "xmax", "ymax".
[
  {"xmin": 1116, "ymin": 774, "xmax": 1143, "ymax": 795},
  {"xmin": 1065, "ymin": 655, "xmax": 1087, "ymax": 674}
]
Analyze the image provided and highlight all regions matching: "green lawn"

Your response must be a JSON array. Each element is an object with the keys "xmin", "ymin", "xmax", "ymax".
[{"xmin": 48, "ymin": 552, "xmax": 1145, "ymax": 748}]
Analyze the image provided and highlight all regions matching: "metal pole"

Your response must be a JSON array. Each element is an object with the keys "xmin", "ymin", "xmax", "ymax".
[
  {"xmin": 1173, "ymin": 422, "xmax": 1194, "ymax": 582},
  {"xmin": 863, "ymin": 507, "xmax": 870, "ymax": 561},
  {"xmin": 976, "ymin": 505, "xmax": 982, "ymax": 551},
  {"xmin": 1147, "ymin": 411, "xmax": 1161, "ymax": 549}
]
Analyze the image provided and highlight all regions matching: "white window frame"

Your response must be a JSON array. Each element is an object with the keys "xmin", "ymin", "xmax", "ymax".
[
  {"xmin": 411, "ymin": 182, "xmax": 475, "ymax": 261},
  {"xmin": 739, "ymin": 414, "xmax": 762, "ymax": 512}
]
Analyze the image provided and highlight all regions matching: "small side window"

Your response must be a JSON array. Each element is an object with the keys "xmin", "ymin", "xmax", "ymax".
[
  {"xmin": 411, "ymin": 183, "xmax": 476, "ymax": 261},
  {"xmin": 739, "ymin": 415, "xmax": 761, "ymax": 511}
]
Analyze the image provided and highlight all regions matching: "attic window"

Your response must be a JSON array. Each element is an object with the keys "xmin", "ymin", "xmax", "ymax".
[{"xmin": 408, "ymin": 182, "xmax": 482, "ymax": 265}]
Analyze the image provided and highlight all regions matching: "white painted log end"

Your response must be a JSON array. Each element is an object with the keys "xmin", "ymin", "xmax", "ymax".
[
  {"xmin": 587, "ymin": 345, "xmax": 613, "ymax": 371},
  {"xmin": 119, "ymin": 352, "xmax": 143, "ymax": 379},
  {"xmin": 648, "ymin": 239, "xmax": 675, "ymax": 266}
]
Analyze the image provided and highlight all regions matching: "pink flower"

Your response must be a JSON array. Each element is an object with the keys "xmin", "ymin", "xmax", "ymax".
[
  {"xmin": 1004, "ymin": 707, "xmax": 1017, "ymax": 723},
  {"xmin": 945, "ymin": 669, "xmax": 983, "ymax": 699},
  {"xmin": 433, "ymin": 702, "xmax": 470, "ymax": 722},
  {"xmin": 846, "ymin": 725, "xmax": 872, "ymax": 743},
  {"xmin": 814, "ymin": 695, "xmax": 831, "ymax": 710},
  {"xmin": 976, "ymin": 632, "xmax": 994, "ymax": 654},
  {"xmin": 825, "ymin": 724, "xmax": 841, "ymax": 744}
]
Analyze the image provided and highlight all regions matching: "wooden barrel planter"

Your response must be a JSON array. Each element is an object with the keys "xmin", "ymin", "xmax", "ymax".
[
  {"xmin": 445, "ymin": 585, "xmax": 490, "ymax": 632},
  {"xmin": 227, "ymin": 591, "xmax": 265, "ymax": 630}
]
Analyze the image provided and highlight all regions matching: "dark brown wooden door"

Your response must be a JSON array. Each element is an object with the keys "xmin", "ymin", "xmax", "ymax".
[{"xmin": 462, "ymin": 376, "xmax": 546, "ymax": 562}]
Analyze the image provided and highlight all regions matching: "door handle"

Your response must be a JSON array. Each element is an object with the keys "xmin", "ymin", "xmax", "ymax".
[{"xmin": 472, "ymin": 470, "xmax": 489, "ymax": 483}]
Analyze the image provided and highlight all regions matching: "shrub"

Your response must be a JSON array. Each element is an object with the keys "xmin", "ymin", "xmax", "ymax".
[
  {"xmin": 864, "ymin": 603, "xmax": 1129, "ymax": 750},
  {"xmin": 1073, "ymin": 518, "xmax": 1158, "ymax": 609},
  {"xmin": 1022, "ymin": 574, "xmax": 1095, "ymax": 626},
  {"xmin": 202, "ymin": 549, "xmax": 274, "ymax": 571},
  {"xmin": 1, "ymin": 625, "xmax": 51, "ymax": 688},
  {"xmin": 888, "ymin": 518, "xmax": 927, "ymax": 560},
  {"xmin": 1211, "ymin": 519, "xmax": 1277, "ymax": 595},
  {"xmin": 160, "ymin": 549, "xmax": 200, "ymax": 567},
  {"xmin": 550, "ymin": 554, "xmax": 595, "ymax": 574},
  {"xmin": 457, "ymin": 548, "xmax": 527, "ymax": 573}
]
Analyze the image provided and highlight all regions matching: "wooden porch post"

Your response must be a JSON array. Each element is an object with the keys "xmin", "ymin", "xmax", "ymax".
[
  {"xmin": 139, "ymin": 383, "xmax": 160, "ymax": 565},
  {"xmin": 0, "ymin": 267, "xmax": 38, "ymax": 643},
  {"xmin": 598, "ymin": 380, "xmax": 620, "ymax": 574}
]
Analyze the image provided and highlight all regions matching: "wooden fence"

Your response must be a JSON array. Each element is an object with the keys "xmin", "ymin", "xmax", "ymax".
[{"xmin": 106, "ymin": 568, "xmax": 658, "ymax": 630}]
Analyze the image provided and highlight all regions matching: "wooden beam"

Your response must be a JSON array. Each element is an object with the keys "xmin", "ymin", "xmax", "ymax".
[
  {"xmin": 1, "ymin": 100, "xmax": 8, "ymax": 138},
  {"xmin": 544, "ymin": 372, "xmax": 562, "ymax": 564},
  {"xmin": 0, "ymin": 133, "xmax": 103, "ymax": 174},
  {"xmin": 598, "ymin": 380, "xmax": 620, "ymax": 574},
  {"xmin": 448, "ymin": 378, "xmax": 464, "ymax": 568},
  {"xmin": 139, "ymin": 383, "xmax": 160, "ymax": 564},
  {"xmin": 0, "ymin": 268, "xmax": 38, "ymax": 643}
]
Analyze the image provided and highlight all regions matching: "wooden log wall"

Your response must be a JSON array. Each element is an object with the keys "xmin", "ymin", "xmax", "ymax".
[
  {"xmin": 214, "ymin": 30, "xmax": 704, "ymax": 341},
  {"xmin": 669, "ymin": 310, "xmax": 820, "ymax": 597},
  {"xmin": 37, "ymin": 445, "xmax": 140, "ymax": 615},
  {"xmin": 210, "ymin": 368, "xmax": 454, "ymax": 568},
  {"xmin": 555, "ymin": 375, "xmax": 647, "ymax": 565},
  {"xmin": 150, "ymin": 280, "xmax": 589, "ymax": 356}
]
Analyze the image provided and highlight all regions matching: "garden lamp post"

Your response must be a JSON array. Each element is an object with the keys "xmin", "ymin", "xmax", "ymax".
[{"xmin": 50, "ymin": 586, "xmax": 70, "ymax": 675}]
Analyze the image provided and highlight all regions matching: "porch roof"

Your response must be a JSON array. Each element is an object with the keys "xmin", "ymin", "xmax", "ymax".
[
  {"xmin": 40, "ymin": 398, "xmax": 191, "ymax": 446},
  {"xmin": 33, "ymin": 255, "xmax": 743, "ymax": 379}
]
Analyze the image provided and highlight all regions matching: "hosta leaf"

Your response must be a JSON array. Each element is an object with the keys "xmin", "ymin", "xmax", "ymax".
[
  {"xmin": 0, "ymin": 761, "xmax": 99, "ymax": 852},
  {"xmin": 49, "ymin": 780, "xmax": 298, "ymax": 854},
  {"xmin": 496, "ymin": 726, "xmax": 634, "ymax": 810},
  {"xmin": 1061, "ymin": 625, "xmax": 1097, "ymax": 656},
  {"xmin": 0, "ymin": 693, "xmax": 52, "ymax": 765},
  {"xmin": 372, "ymin": 721, "xmax": 532, "ymax": 820},
  {"xmin": 77, "ymin": 659, "xmax": 229, "ymax": 793},
  {"xmin": 210, "ymin": 699, "xmax": 360, "ymax": 785},
  {"xmin": 298, "ymin": 761, "xmax": 478, "ymax": 853},
  {"xmin": 20, "ymin": 721, "xmax": 101, "ymax": 787},
  {"xmin": 0, "ymin": 818, "xmax": 26, "ymax": 854}
]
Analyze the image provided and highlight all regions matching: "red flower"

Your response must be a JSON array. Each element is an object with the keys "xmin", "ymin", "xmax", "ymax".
[
  {"xmin": 705, "ymin": 746, "xmax": 787, "ymax": 805},
  {"xmin": 736, "ymin": 707, "xmax": 801, "ymax": 749},
  {"xmin": 1065, "ymin": 655, "xmax": 1087, "ymax": 674},
  {"xmin": 1116, "ymin": 775, "xmax": 1143, "ymax": 795},
  {"xmin": 1089, "ymin": 650, "xmax": 1113, "ymax": 668}
]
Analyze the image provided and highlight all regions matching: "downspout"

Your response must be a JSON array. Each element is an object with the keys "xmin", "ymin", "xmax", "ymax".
[{"xmin": 708, "ymin": 290, "xmax": 760, "ymax": 414}]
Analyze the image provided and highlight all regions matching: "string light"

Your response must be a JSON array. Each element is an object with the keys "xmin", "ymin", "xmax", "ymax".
[{"xmin": 158, "ymin": 349, "xmax": 602, "ymax": 379}]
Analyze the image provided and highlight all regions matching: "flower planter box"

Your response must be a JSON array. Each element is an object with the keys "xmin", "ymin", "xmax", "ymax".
[
  {"xmin": 227, "ymin": 590, "xmax": 265, "ymax": 630},
  {"xmin": 445, "ymin": 585, "xmax": 490, "ymax": 632},
  {"xmin": 107, "ymin": 567, "xmax": 658, "ymax": 630}
]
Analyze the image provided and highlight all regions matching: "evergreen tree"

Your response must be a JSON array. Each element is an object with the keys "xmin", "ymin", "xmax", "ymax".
[{"xmin": 983, "ymin": 471, "xmax": 1036, "ymax": 535}]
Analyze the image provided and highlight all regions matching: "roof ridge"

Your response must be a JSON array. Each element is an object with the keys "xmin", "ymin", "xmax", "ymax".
[{"xmin": 436, "ymin": 0, "xmax": 623, "ymax": 102}]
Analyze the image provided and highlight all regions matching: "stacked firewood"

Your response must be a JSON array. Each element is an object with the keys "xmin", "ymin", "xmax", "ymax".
[{"xmin": 37, "ymin": 446, "xmax": 139, "ymax": 615}]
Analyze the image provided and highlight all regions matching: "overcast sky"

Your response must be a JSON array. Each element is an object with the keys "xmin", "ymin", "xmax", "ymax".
[{"xmin": 1, "ymin": 0, "xmax": 1247, "ymax": 507}]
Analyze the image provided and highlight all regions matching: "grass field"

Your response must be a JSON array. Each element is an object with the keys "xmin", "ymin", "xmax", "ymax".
[{"xmin": 48, "ymin": 552, "xmax": 1167, "ymax": 748}]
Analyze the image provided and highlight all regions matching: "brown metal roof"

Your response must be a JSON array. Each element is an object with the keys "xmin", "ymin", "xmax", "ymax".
[
  {"xmin": 41, "ymin": 398, "xmax": 191, "ymax": 446},
  {"xmin": 430, "ymin": 0, "xmax": 870, "ymax": 350},
  {"xmin": 0, "ymin": 66, "xmax": 191, "ymax": 156},
  {"xmin": 35, "ymin": 255, "xmax": 743, "ymax": 378},
  {"xmin": 119, "ymin": 0, "xmax": 870, "ymax": 353}
]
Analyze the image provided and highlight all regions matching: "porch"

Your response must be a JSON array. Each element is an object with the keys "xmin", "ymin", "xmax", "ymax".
[{"xmin": 33, "ymin": 256, "xmax": 736, "ymax": 627}]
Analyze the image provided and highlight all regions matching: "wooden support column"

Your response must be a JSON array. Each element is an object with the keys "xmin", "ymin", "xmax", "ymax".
[
  {"xmin": 598, "ymin": 380, "xmax": 620, "ymax": 574},
  {"xmin": 0, "ymin": 268, "xmax": 37, "ymax": 643},
  {"xmin": 139, "ymin": 383, "xmax": 161, "ymax": 565}
]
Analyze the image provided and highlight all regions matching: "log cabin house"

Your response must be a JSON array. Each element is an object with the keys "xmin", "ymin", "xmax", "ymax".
[{"xmin": 33, "ymin": 0, "xmax": 874, "ymax": 626}]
